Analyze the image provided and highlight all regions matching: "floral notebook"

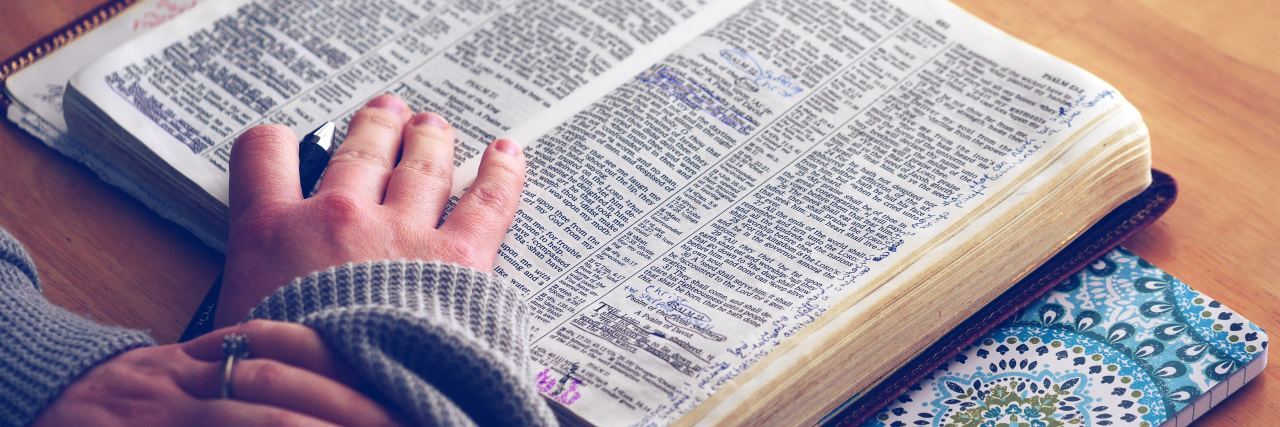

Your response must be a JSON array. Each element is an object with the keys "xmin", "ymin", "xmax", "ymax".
[{"xmin": 865, "ymin": 247, "xmax": 1268, "ymax": 427}]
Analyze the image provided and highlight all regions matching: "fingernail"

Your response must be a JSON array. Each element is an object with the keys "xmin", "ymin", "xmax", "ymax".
[
  {"xmin": 412, "ymin": 112, "xmax": 449, "ymax": 129},
  {"xmin": 366, "ymin": 94, "xmax": 406, "ymax": 113},
  {"xmin": 492, "ymin": 138, "xmax": 520, "ymax": 156}
]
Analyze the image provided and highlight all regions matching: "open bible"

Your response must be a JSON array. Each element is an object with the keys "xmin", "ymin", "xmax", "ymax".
[{"xmin": 4, "ymin": 0, "xmax": 1157, "ymax": 424}]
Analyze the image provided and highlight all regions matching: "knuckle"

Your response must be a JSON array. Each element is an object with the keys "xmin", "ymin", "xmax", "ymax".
[
  {"xmin": 467, "ymin": 180, "xmax": 516, "ymax": 210},
  {"xmin": 232, "ymin": 125, "xmax": 293, "ymax": 157},
  {"xmin": 310, "ymin": 193, "xmax": 367, "ymax": 226},
  {"xmin": 487, "ymin": 160, "xmax": 526, "ymax": 183},
  {"xmin": 241, "ymin": 360, "xmax": 287, "ymax": 391},
  {"xmin": 407, "ymin": 120, "xmax": 451, "ymax": 141},
  {"xmin": 329, "ymin": 147, "xmax": 392, "ymax": 170},
  {"xmin": 396, "ymin": 158, "xmax": 451, "ymax": 185},
  {"xmin": 237, "ymin": 319, "xmax": 275, "ymax": 337},
  {"xmin": 351, "ymin": 108, "xmax": 404, "ymax": 133},
  {"xmin": 109, "ymin": 347, "xmax": 178, "ymax": 376}
]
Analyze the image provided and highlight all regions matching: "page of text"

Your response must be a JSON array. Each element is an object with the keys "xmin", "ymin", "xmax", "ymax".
[
  {"xmin": 497, "ymin": 0, "xmax": 1122, "ymax": 424},
  {"xmin": 77, "ymin": 0, "xmax": 723, "ymax": 203}
]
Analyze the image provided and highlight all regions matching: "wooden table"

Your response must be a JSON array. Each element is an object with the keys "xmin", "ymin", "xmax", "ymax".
[{"xmin": 1, "ymin": 0, "xmax": 1276, "ymax": 424}]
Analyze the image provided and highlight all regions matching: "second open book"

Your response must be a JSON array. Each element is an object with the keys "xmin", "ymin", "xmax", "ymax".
[{"xmin": 6, "ymin": 0, "xmax": 1154, "ymax": 424}]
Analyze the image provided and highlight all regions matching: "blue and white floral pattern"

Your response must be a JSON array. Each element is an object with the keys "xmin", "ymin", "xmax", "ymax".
[{"xmin": 866, "ymin": 247, "xmax": 1267, "ymax": 427}]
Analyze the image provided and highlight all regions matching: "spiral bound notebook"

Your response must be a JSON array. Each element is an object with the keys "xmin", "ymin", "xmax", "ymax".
[{"xmin": 860, "ymin": 247, "xmax": 1268, "ymax": 427}]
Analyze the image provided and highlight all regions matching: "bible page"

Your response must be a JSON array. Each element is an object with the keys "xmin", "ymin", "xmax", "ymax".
[
  {"xmin": 482, "ymin": 0, "xmax": 1131, "ymax": 424},
  {"xmin": 69, "ymin": 0, "xmax": 743, "ymax": 205}
]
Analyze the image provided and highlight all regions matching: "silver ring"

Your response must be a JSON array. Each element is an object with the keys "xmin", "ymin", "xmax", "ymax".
[{"xmin": 220, "ymin": 333, "xmax": 250, "ymax": 399}]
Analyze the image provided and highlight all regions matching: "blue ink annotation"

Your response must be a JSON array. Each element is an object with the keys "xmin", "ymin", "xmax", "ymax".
[{"xmin": 718, "ymin": 48, "xmax": 805, "ymax": 98}]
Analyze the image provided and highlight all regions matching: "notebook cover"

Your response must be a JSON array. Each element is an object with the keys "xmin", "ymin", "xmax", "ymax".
[
  {"xmin": 827, "ymin": 169, "xmax": 1179, "ymax": 426},
  {"xmin": 0, "ymin": 0, "xmax": 139, "ymax": 110},
  {"xmin": 862, "ymin": 245, "xmax": 1268, "ymax": 427}
]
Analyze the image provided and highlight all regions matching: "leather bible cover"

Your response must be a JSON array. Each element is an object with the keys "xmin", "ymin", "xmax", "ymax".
[
  {"xmin": 1, "ymin": 5, "xmax": 1178, "ymax": 424},
  {"xmin": 826, "ymin": 169, "xmax": 1177, "ymax": 426}
]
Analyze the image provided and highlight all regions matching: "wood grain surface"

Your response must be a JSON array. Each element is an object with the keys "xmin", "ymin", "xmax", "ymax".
[{"xmin": 1, "ymin": 0, "xmax": 1276, "ymax": 424}]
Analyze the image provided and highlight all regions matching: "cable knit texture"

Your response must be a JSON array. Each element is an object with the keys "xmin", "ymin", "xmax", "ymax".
[
  {"xmin": 248, "ymin": 261, "xmax": 556, "ymax": 426},
  {"xmin": 0, "ymin": 228, "xmax": 154, "ymax": 427},
  {"xmin": 0, "ymin": 227, "xmax": 554, "ymax": 426}
]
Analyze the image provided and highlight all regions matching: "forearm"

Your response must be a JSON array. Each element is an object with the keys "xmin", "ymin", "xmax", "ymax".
[
  {"xmin": 0, "ymin": 228, "xmax": 153, "ymax": 427},
  {"xmin": 247, "ymin": 260, "xmax": 555, "ymax": 426}
]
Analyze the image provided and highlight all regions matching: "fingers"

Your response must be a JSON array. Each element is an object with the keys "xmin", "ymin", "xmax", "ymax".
[
  {"xmin": 230, "ymin": 124, "xmax": 302, "ymax": 216},
  {"xmin": 439, "ymin": 139, "xmax": 526, "ymax": 267},
  {"xmin": 315, "ymin": 94, "xmax": 412, "ymax": 203},
  {"xmin": 178, "ymin": 324, "xmax": 401, "ymax": 426},
  {"xmin": 183, "ymin": 321, "xmax": 354, "ymax": 385},
  {"xmin": 383, "ymin": 112, "xmax": 455, "ymax": 224},
  {"xmin": 193, "ymin": 399, "xmax": 339, "ymax": 427},
  {"xmin": 189, "ymin": 359, "xmax": 399, "ymax": 427}
]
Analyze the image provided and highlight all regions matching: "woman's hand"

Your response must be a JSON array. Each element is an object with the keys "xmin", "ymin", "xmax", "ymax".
[
  {"xmin": 217, "ymin": 94, "xmax": 526, "ymax": 325},
  {"xmin": 33, "ymin": 321, "xmax": 401, "ymax": 426}
]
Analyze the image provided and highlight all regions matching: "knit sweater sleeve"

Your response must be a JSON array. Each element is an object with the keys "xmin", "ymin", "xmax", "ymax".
[
  {"xmin": 0, "ymin": 228, "xmax": 155, "ymax": 427},
  {"xmin": 246, "ymin": 260, "xmax": 557, "ymax": 426}
]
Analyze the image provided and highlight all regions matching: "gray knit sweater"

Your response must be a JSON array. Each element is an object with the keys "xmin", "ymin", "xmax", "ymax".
[{"xmin": 0, "ymin": 227, "xmax": 555, "ymax": 426}]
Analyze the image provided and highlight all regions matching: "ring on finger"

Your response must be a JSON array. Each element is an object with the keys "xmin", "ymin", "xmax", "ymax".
[{"xmin": 220, "ymin": 333, "xmax": 251, "ymax": 399}]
